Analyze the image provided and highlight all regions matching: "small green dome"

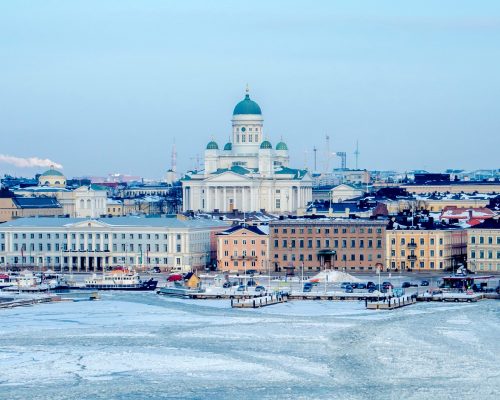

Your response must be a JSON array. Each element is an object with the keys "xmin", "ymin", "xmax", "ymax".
[
  {"xmin": 276, "ymin": 141, "xmax": 288, "ymax": 151},
  {"xmin": 41, "ymin": 168, "xmax": 64, "ymax": 177},
  {"xmin": 206, "ymin": 141, "xmax": 219, "ymax": 150},
  {"xmin": 260, "ymin": 140, "xmax": 272, "ymax": 149},
  {"xmin": 223, "ymin": 142, "xmax": 232, "ymax": 151},
  {"xmin": 233, "ymin": 94, "xmax": 262, "ymax": 115}
]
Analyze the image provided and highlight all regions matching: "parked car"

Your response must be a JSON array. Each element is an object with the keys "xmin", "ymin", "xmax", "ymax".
[
  {"xmin": 402, "ymin": 282, "xmax": 411, "ymax": 288},
  {"xmin": 350, "ymin": 283, "xmax": 358, "ymax": 289},
  {"xmin": 340, "ymin": 282, "xmax": 351, "ymax": 289},
  {"xmin": 357, "ymin": 283, "xmax": 366, "ymax": 290},
  {"xmin": 237, "ymin": 285, "xmax": 246, "ymax": 292},
  {"xmin": 345, "ymin": 285, "xmax": 354, "ymax": 293},
  {"xmin": 255, "ymin": 285, "xmax": 266, "ymax": 292},
  {"xmin": 246, "ymin": 269, "xmax": 258, "ymax": 276},
  {"xmin": 149, "ymin": 266, "xmax": 161, "ymax": 273},
  {"xmin": 246, "ymin": 279, "xmax": 256, "ymax": 287},
  {"xmin": 223, "ymin": 282, "xmax": 232, "ymax": 289},
  {"xmin": 367, "ymin": 281, "xmax": 376, "ymax": 289},
  {"xmin": 420, "ymin": 280, "xmax": 430, "ymax": 286},
  {"xmin": 303, "ymin": 282, "xmax": 313, "ymax": 292}
]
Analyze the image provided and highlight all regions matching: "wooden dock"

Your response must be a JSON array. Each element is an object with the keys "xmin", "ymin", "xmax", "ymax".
[
  {"xmin": 366, "ymin": 294, "xmax": 417, "ymax": 310},
  {"xmin": 231, "ymin": 292, "xmax": 288, "ymax": 308}
]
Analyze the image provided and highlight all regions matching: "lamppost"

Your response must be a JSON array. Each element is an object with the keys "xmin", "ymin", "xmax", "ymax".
[{"xmin": 376, "ymin": 262, "xmax": 383, "ymax": 302}]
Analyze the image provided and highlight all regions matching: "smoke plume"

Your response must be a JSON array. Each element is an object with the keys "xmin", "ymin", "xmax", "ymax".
[{"xmin": 0, "ymin": 154, "xmax": 63, "ymax": 169}]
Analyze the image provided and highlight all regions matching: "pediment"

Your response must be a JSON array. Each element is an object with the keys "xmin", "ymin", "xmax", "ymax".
[
  {"xmin": 70, "ymin": 219, "xmax": 110, "ymax": 229},
  {"xmin": 205, "ymin": 171, "xmax": 251, "ymax": 183}
]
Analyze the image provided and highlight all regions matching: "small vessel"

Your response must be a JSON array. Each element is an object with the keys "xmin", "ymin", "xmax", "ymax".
[
  {"xmin": 157, "ymin": 281, "xmax": 205, "ymax": 298},
  {"xmin": 0, "ymin": 273, "xmax": 15, "ymax": 289},
  {"xmin": 83, "ymin": 269, "xmax": 158, "ymax": 291},
  {"xmin": 2, "ymin": 271, "xmax": 50, "ymax": 292}
]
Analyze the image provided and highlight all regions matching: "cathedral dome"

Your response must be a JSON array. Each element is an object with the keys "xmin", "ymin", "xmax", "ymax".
[
  {"xmin": 223, "ymin": 142, "xmax": 232, "ymax": 151},
  {"xmin": 260, "ymin": 140, "xmax": 272, "ymax": 149},
  {"xmin": 233, "ymin": 93, "xmax": 262, "ymax": 115},
  {"xmin": 276, "ymin": 141, "xmax": 288, "ymax": 151},
  {"xmin": 206, "ymin": 141, "xmax": 219, "ymax": 150}
]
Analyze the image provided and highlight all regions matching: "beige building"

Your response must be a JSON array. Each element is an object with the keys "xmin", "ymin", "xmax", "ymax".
[
  {"xmin": 386, "ymin": 228, "xmax": 467, "ymax": 271},
  {"xmin": 0, "ymin": 195, "xmax": 64, "ymax": 222},
  {"xmin": 217, "ymin": 224, "xmax": 269, "ymax": 273},
  {"xmin": 38, "ymin": 167, "xmax": 66, "ymax": 188},
  {"xmin": 467, "ymin": 218, "xmax": 500, "ymax": 273},
  {"xmin": 330, "ymin": 184, "xmax": 364, "ymax": 203}
]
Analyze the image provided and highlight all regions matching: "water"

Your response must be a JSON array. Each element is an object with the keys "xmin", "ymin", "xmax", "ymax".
[{"xmin": 0, "ymin": 293, "xmax": 498, "ymax": 399}]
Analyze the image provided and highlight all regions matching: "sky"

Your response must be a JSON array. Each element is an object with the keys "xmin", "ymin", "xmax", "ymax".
[{"xmin": 1, "ymin": 0, "xmax": 499, "ymax": 180}]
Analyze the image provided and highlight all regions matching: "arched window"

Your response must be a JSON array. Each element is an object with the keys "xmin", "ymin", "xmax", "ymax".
[
  {"xmin": 87, "ymin": 199, "xmax": 91, "ymax": 209},
  {"xmin": 80, "ymin": 199, "xmax": 84, "ymax": 208}
]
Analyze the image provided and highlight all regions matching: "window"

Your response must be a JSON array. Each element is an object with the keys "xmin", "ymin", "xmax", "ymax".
[
  {"xmin": 308, "ymin": 240, "xmax": 313, "ymax": 248},
  {"xmin": 351, "ymin": 239, "xmax": 356, "ymax": 248},
  {"xmin": 342, "ymin": 240, "xmax": 347, "ymax": 248},
  {"xmin": 479, "ymin": 236, "xmax": 484, "ymax": 244},
  {"xmin": 401, "ymin": 238, "xmax": 405, "ymax": 245},
  {"xmin": 430, "ymin": 238, "xmax": 435, "ymax": 245},
  {"xmin": 275, "ymin": 199, "xmax": 281, "ymax": 209},
  {"xmin": 282, "ymin": 240, "xmax": 288, "ymax": 248},
  {"xmin": 420, "ymin": 238, "xmax": 425, "ymax": 245},
  {"xmin": 359, "ymin": 240, "xmax": 364, "ymax": 248},
  {"xmin": 274, "ymin": 239, "xmax": 279, "ymax": 248}
]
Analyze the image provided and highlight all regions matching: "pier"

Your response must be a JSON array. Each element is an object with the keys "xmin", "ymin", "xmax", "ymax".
[
  {"xmin": 366, "ymin": 294, "xmax": 417, "ymax": 310},
  {"xmin": 231, "ymin": 292, "xmax": 288, "ymax": 308}
]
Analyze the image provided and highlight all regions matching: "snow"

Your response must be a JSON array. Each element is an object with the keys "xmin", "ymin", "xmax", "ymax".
[
  {"xmin": 310, "ymin": 269, "xmax": 362, "ymax": 283},
  {"xmin": 0, "ymin": 292, "xmax": 498, "ymax": 400}
]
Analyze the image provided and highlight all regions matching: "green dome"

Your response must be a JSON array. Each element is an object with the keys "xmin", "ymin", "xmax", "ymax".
[
  {"xmin": 206, "ymin": 141, "xmax": 219, "ymax": 150},
  {"xmin": 260, "ymin": 140, "xmax": 272, "ymax": 149},
  {"xmin": 223, "ymin": 142, "xmax": 232, "ymax": 151},
  {"xmin": 233, "ymin": 94, "xmax": 262, "ymax": 115},
  {"xmin": 276, "ymin": 141, "xmax": 288, "ymax": 151},
  {"xmin": 41, "ymin": 168, "xmax": 64, "ymax": 177}
]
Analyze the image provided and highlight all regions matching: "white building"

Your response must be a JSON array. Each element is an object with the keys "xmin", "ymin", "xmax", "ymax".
[
  {"xmin": 0, "ymin": 217, "xmax": 228, "ymax": 272},
  {"xmin": 182, "ymin": 90, "xmax": 313, "ymax": 214}
]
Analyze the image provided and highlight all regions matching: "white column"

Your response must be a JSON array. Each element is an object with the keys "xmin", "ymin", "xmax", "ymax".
[
  {"xmin": 233, "ymin": 187, "xmax": 237, "ymax": 210},
  {"xmin": 206, "ymin": 186, "xmax": 210, "ymax": 212},
  {"xmin": 242, "ymin": 187, "xmax": 246, "ymax": 212},
  {"xmin": 223, "ymin": 187, "xmax": 227, "ymax": 212}
]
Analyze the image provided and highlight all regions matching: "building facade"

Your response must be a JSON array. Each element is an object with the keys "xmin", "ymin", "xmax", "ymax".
[
  {"xmin": 467, "ymin": 218, "xmax": 500, "ymax": 273},
  {"xmin": 269, "ymin": 219, "xmax": 386, "ymax": 273},
  {"xmin": 181, "ymin": 90, "xmax": 313, "ymax": 214},
  {"xmin": 386, "ymin": 228, "xmax": 467, "ymax": 272},
  {"xmin": 216, "ymin": 224, "xmax": 269, "ymax": 273},
  {"xmin": 0, "ymin": 217, "xmax": 228, "ymax": 272}
]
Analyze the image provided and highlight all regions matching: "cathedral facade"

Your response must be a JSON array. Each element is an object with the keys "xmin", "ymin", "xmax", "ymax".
[{"xmin": 181, "ymin": 90, "xmax": 312, "ymax": 214}]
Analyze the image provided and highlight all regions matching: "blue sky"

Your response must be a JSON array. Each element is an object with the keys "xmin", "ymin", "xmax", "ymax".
[{"xmin": 1, "ymin": 0, "xmax": 499, "ymax": 178}]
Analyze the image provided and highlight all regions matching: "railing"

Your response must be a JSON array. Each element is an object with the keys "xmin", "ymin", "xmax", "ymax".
[
  {"xmin": 407, "ymin": 255, "xmax": 417, "ymax": 261},
  {"xmin": 230, "ymin": 255, "xmax": 257, "ymax": 261},
  {"xmin": 407, "ymin": 242, "xmax": 417, "ymax": 248}
]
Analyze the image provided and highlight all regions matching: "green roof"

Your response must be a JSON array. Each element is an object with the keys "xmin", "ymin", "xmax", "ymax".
[
  {"xmin": 233, "ymin": 94, "xmax": 262, "ymax": 115},
  {"xmin": 275, "ymin": 166, "xmax": 308, "ymax": 180},
  {"xmin": 223, "ymin": 142, "xmax": 232, "ymax": 151},
  {"xmin": 206, "ymin": 141, "xmax": 219, "ymax": 150},
  {"xmin": 276, "ymin": 141, "xmax": 288, "ymax": 150},
  {"xmin": 260, "ymin": 140, "xmax": 272, "ymax": 149},
  {"xmin": 40, "ymin": 169, "xmax": 64, "ymax": 177}
]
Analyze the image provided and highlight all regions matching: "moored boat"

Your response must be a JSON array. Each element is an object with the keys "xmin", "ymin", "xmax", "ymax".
[{"xmin": 83, "ymin": 269, "xmax": 158, "ymax": 291}]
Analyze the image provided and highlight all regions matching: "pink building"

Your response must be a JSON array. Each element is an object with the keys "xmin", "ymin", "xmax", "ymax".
[{"xmin": 217, "ymin": 225, "xmax": 269, "ymax": 273}]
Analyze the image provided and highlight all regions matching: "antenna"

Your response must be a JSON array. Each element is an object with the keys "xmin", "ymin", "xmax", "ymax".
[
  {"xmin": 323, "ymin": 135, "xmax": 331, "ymax": 173},
  {"xmin": 313, "ymin": 147, "xmax": 317, "ymax": 172},
  {"xmin": 335, "ymin": 152, "xmax": 346, "ymax": 169},
  {"xmin": 354, "ymin": 140, "xmax": 360, "ymax": 169},
  {"xmin": 171, "ymin": 138, "xmax": 177, "ymax": 172}
]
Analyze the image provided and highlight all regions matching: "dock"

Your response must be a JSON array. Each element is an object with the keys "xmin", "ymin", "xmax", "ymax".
[
  {"xmin": 231, "ymin": 292, "xmax": 288, "ymax": 308},
  {"xmin": 366, "ymin": 294, "xmax": 417, "ymax": 310},
  {"xmin": 0, "ymin": 294, "xmax": 57, "ymax": 309},
  {"xmin": 417, "ymin": 291, "xmax": 485, "ymax": 303}
]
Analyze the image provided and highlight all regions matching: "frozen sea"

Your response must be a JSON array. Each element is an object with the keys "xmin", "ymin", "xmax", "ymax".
[{"xmin": 0, "ymin": 293, "xmax": 499, "ymax": 400}]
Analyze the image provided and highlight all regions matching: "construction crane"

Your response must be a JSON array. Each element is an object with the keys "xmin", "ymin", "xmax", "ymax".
[
  {"xmin": 354, "ymin": 141, "xmax": 360, "ymax": 169},
  {"xmin": 335, "ymin": 152, "xmax": 346, "ymax": 169}
]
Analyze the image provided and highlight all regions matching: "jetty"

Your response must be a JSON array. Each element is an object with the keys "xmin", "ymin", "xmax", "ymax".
[
  {"xmin": 231, "ymin": 292, "xmax": 288, "ymax": 308},
  {"xmin": 366, "ymin": 294, "xmax": 417, "ymax": 310}
]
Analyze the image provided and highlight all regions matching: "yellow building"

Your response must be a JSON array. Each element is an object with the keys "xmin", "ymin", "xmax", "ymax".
[
  {"xmin": 386, "ymin": 228, "xmax": 467, "ymax": 271},
  {"xmin": 38, "ymin": 167, "xmax": 66, "ymax": 188},
  {"xmin": 0, "ymin": 196, "xmax": 64, "ymax": 222},
  {"xmin": 467, "ymin": 218, "xmax": 500, "ymax": 273}
]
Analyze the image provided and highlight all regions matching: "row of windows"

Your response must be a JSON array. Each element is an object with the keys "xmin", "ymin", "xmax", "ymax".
[
  {"xmin": 273, "ymin": 227, "xmax": 383, "ymax": 235},
  {"xmin": 470, "ymin": 236, "xmax": 500, "ymax": 245},
  {"xmin": 275, "ymin": 253, "xmax": 383, "ymax": 262},
  {"xmin": 391, "ymin": 249, "xmax": 445, "ymax": 257},
  {"xmin": 470, "ymin": 250, "xmax": 500, "ymax": 259},
  {"xmin": 391, "ymin": 237, "xmax": 443, "ymax": 246},
  {"xmin": 235, "ymin": 134, "xmax": 259, "ymax": 143},
  {"xmin": 390, "ymin": 261, "xmax": 444, "ymax": 269},
  {"xmin": 273, "ymin": 238, "xmax": 382, "ymax": 249},
  {"xmin": 11, "ymin": 243, "xmax": 183, "ymax": 253},
  {"xmin": 8, "ymin": 256, "xmax": 182, "ymax": 266},
  {"xmin": 222, "ymin": 239, "xmax": 266, "ymax": 245},
  {"xmin": 224, "ymin": 261, "xmax": 257, "ymax": 267},
  {"xmin": 222, "ymin": 250, "xmax": 266, "ymax": 257},
  {"xmin": 11, "ymin": 233, "xmax": 181, "ymax": 240}
]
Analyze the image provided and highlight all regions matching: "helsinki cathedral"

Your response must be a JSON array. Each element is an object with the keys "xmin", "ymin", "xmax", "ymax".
[{"xmin": 181, "ymin": 89, "xmax": 312, "ymax": 214}]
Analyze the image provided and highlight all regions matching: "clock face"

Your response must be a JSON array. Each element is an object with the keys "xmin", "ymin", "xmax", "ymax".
[{"xmin": 241, "ymin": 127, "xmax": 246, "ymax": 132}]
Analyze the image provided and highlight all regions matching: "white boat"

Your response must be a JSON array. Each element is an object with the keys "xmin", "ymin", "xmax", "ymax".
[
  {"xmin": 0, "ymin": 273, "xmax": 14, "ymax": 289},
  {"xmin": 157, "ymin": 282, "xmax": 205, "ymax": 298},
  {"xmin": 2, "ymin": 271, "xmax": 50, "ymax": 292},
  {"xmin": 82, "ymin": 269, "xmax": 158, "ymax": 291}
]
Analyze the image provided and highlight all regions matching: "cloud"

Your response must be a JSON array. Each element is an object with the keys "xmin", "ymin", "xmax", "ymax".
[{"xmin": 0, "ymin": 154, "xmax": 63, "ymax": 169}]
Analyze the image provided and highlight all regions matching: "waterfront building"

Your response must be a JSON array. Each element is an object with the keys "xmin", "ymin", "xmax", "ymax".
[
  {"xmin": 0, "ymin": 217, "xmax": 228, "ymax": 272},
  {"xmin": 329, "ymin": 184, "xmax": 365, "ymax": 203},
  {"xmin": 38, "ymin": 167, "xmax": 67, "ymax": 188},
  {"xmin": 386, "ymin": 228, "xmax": 467, "ymax": 272},
  {"xmin": 466, "ymin": 218, "xmax": 500, "ymax": 273},
  {"xmin": 181, "ymin": 89, "xmax": 313, "ymax": 214},
  {"xmin": 216, "ymin": 224, "xmax": 269, "ymax": 273},
  {"xmin": 269, "ymin": 218, "xmax": 386, "ymax": 273}
]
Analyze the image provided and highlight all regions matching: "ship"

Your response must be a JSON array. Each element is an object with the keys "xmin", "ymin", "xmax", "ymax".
[{"xmin": 83, "ymin": 269, "xmax": 158, "ymax": 291}]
